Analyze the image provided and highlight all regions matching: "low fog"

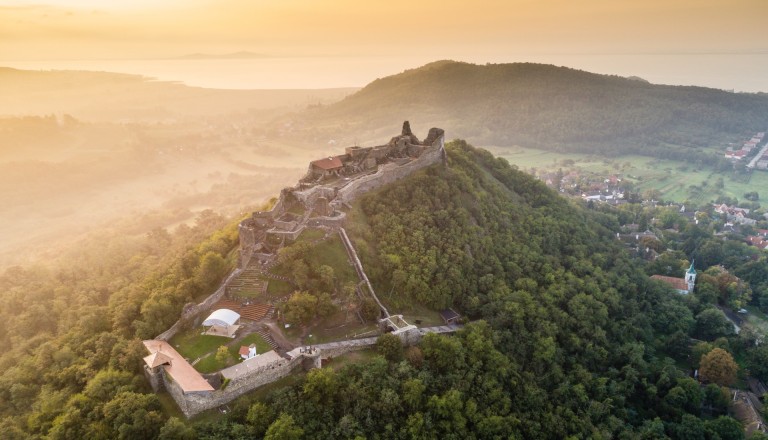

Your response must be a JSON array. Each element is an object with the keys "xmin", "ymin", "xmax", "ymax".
[{"xmin": 0, "ymin": 68, "xmax": 358, "ymax": 268}]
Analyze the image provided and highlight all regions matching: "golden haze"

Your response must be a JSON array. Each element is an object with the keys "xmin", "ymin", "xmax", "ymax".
[{"xmin": 1, "ymin": 0, "xmax": 765, "ymax": 61}]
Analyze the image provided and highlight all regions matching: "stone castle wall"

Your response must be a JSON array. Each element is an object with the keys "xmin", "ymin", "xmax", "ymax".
[
  {"xmin": 335, "ymin": 136, "xmax": 444, "ymax": 204},
  {"xmin": 162, "ymin": 326, "xmax": 446, "ymax": 418},
  {"xmin": 150, "ymin": 123, "xmax": 449, "ymax": 417},
  {"xmin": 168, "ymin": 355, "xmax": 305, "ymax": 418},
  {"xmin": 306, "ymin": 212, "xmax": 346, "ymax": 228},
  {"xmin": 293, "ymin": 185, "xmax": 336, "ymax": 207},
  {"xmin": 267, "ymin": 226, "xmax": 305, "ymax": 242}
]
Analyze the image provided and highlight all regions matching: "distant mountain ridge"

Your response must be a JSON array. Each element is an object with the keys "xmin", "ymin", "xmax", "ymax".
[
  {"xmin": 0, "ymin": 67, "xmax": 358, "ymax": 121},
  {"xmin": 172, "ymin": 51, "xmax": 270, "ymax": 60},
  {"xmin": 301, "ymin": 60, "xmax": 768, "ymax": 154}
]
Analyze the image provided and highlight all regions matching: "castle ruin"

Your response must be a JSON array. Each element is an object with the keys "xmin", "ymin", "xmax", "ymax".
[
  {"xmin": 238, "ymin": 121, "xmax": 445, "ymax": 268},
  {"xmin": 143, "ymin": 122, "xmax": 449, "ymax": 418}
]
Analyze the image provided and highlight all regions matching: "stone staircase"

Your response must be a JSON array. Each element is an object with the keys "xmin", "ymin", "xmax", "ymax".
[
  {"xmin": 226, "ymin": 260, "xmax": 268, "ymax": 298},
  {"xmin": 256, "ymin": 328, "xmax": 280, "ymax": 351}
]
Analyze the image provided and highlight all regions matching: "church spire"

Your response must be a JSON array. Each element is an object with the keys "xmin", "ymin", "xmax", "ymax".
[{"xmin": 685, "ymin": 260, "xmax": 696, "ymax": 293}]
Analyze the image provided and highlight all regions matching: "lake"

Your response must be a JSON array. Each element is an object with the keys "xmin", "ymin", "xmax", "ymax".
[{"xmin": 3, "ymin": 53, "xmax": 767, "ymax": 92}]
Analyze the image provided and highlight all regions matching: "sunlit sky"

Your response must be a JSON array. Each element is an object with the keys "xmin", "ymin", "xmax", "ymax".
[{"xmin": 2, "ymin": 0, "xmax": 767, "ymax": 89}]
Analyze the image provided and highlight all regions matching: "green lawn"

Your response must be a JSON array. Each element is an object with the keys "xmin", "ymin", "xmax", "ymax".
[
  {"xmin": 231, "ymin": 333, "xmax": 273, "ymax": 356},
  {"xmin": 311, "ymin": 309, "xmax": 378, "ymax": 343},
  {"xmin": 325, "ymin": 349, "xmax": 378, "ymax": 370},
  {"xmin": 399, "ymin": 304, "xmax": 446, "ymax": 327},
  {"xmin": 194, "ymin": 353, "xmax": 232, "ymax": 374},
  {"xmin": 486, "ymin": 145, "xmax": 768, "ymax": 205},
  {"xmin": 169, "ymin": 326, "xmax": 230, "ymax": 360},
  {"xmin": 304, "ymin": 236, "xmax": 357, "ymax": 285},
  {"xmin": 189, "ymin": 333, "xmax": 275, "ymax": 373}
]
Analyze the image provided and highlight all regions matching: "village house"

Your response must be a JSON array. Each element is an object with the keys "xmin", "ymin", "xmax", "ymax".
[
  {"xmin": 746, "ymin": 235, "xmax": 768, "ymax": 251},
  {"xmin": 714, "ymin": 204, "xmax": 757, "ymax": 225},
  {"xmin": 239, "ymin": 344, "xmax": 258, "ymax": 360}
]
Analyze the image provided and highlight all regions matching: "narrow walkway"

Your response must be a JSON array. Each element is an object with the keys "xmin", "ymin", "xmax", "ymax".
[
  {"xmin": 418, "ymin": 324, "xmax": 461, "ymax": 334},
  {"xmin": 285, "ymin": 325, "xmax": 461, "ymax": 360},
  {"xmin": 339, "ymin": 227, "xmax": 389, "ymax": 317}
]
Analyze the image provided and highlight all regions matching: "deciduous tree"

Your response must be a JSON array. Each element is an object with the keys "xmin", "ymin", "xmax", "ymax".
[{"xmin": 699, "ymin": 348, "xmax": 738, "ymax": 386}]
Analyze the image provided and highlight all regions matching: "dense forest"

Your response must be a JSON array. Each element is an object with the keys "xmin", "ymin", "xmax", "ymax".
[
  {"xmin": 0, "ymin": 210, "xmax": 239, "ymax": 439},
  {"xmin": 299, "ymin": 60, "xmax": 768, "ymax": 154},
  {"xmin": 1, "ymin": 140, "xmax": 762, "ymax": 438}
]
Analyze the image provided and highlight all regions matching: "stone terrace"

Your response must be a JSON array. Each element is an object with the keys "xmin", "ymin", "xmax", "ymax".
[
  {"xmin": 226, "ymin": 259, "xmax": 268, "ymax": 298},
  {"xmin": 212, "ymin": 298, "xmax": 273, "ymax": 322}
]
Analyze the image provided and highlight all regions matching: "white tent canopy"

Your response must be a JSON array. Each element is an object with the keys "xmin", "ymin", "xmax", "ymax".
[{"xmin": 203, "ymin": 309, "xmax": 240, "ymax": 327}]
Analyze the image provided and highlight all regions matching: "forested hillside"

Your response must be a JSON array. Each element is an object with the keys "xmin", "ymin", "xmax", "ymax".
[
  {"xmin": 0, "ymin": 141, "xmax": 753, "ymax": 439},
  {"xmin": 300, "ymin": 60, "xmax": 768, "ymax": 154}
]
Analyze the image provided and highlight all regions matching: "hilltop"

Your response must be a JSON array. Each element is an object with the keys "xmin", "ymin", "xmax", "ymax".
[
  {"xmin": 299, "ymin": 60, "xmax": 768, "ymax": 154},
  {"xmin": 1, "ymin": 136, "xmax": 749, "ymax": 438}
]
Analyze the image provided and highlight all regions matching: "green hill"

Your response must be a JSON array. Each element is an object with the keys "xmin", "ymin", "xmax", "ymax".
[
  {"xmin": 301, "ymin": 60, "xmax": 768, "ymax": 154},
  {"xmin": 0, "ymin": 140, "xmax": 740, "ymax": 438}
]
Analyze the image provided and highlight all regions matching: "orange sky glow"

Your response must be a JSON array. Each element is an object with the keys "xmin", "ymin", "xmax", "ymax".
[
  {"xmin": 2, "ymin": 0, "xmax": 765, "ymax": 59},
  {"xmin": 1, "ymin": 0, "xmax": 766, "ymax": 89}
]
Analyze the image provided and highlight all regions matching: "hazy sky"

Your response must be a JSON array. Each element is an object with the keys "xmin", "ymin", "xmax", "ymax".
[
  {"xmin": 1, "ymin": 0, "xmax": 765, "ymax": 60},
  {"xmin": 1, "ymin": 0, "xmax": 767, "ymax": 90}
]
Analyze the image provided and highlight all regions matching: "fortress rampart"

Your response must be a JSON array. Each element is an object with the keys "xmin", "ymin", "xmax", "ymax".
[
  {"xmin": 237, "ymin": 121, "xmax": 445, "ymax": 268},
  {"xmin": 145, "ymin": 122, "xmax": 449, "ymax": 418}
]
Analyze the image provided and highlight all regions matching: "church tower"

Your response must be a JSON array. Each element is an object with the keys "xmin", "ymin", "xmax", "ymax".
[{"xmin": 685, "ymin": 261, "xmax": 697, "ymax": 293}]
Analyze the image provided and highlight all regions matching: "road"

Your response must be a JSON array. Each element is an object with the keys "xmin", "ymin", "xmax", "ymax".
[{"xmin": 747, "ymin": 143, "xmax": 768, "ymax": 169}]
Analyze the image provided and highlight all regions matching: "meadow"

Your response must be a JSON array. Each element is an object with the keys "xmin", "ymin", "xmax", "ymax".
[{"xmin": 488, "ymin": 145, "xmax": 768, "ymax": 206}]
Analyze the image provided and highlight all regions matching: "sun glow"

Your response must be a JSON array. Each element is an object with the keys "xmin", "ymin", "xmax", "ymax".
[{"xmin": 0, "ymin": 0, "xmax": 186, "ymax": 8}]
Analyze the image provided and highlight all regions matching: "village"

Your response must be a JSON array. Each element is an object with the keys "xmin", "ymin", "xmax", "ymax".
[{"xmin": 725, "ymin": 131, "xmax": 768, "ymax": 170}]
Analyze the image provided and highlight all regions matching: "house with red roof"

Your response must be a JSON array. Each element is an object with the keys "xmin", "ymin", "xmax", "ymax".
[
  {"xmin": 747, "ymin": 235, "xmax": 768, "ymax": 250},
  {"xmin": 725, "ymin": 149, "xmax": 747, "ymax": 160}
]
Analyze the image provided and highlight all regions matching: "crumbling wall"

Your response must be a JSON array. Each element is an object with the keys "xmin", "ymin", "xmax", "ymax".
[
  {"xmin": 307, "ymin": 212, "xmax": 346, "ymax": 228},
  {"xmin": 266, "ymin": 226, "xmax": 305, "ymax": 242},
  {"xmin": 293, "ymin": 186, "xmax": 335, "ymax": 207},
  {"xmin": 336, "ymin": 136, "xmax": 444, "ymax": 204}
]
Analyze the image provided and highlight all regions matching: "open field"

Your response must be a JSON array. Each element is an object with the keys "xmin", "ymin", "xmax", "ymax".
[{"xmin": 487, "ymin": 145, "xmax": 768, "ymax": 205}]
